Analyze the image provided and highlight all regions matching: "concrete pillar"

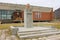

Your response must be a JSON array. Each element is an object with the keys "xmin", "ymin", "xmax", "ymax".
[{"xmin": 24, "ymin": 4, "xmax": 33, "ymax": 28}]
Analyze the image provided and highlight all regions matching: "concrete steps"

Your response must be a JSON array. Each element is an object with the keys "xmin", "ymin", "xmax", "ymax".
[{"xmin": 17, "ymin": 27, "xmax": 60, "ymax": 39}]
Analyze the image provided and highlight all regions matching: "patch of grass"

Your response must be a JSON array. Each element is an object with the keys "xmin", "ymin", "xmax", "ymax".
[
  {"xmin": 0, "ymin": 23, "xmax": 24, "ymax": 29},
  {"xmin": 0, "ymin": 22, "xmax": 60, "ymax": 29},
  {"xmin": 53, "ymin": 23, "xmax": 60, "ymax": 29},
  {"xmin": 33, "ymin": 22, "xmax": 60, "ymax": 29}
]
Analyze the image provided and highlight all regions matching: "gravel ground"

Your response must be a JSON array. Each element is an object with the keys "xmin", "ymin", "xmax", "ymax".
[
  {"xmin": 0, "ymin": 29, "xmax": 18, "ymax": 40},
  {"xmin": 0, "ymin": 29, "xmax": 60, "ymax": 40}
]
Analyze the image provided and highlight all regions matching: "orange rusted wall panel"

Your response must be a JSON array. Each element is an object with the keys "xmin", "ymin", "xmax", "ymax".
[
  {"xmin": 21, "ymin": 10, "xmax": 53, "ymax": 21},
  {"xmin": 50, "ymin": 9, "xmax": 54, "ymax": 20},
  {"xmin": 32, "ymin": 11, "xmax": 53, "ymax": 21},
  {"xmin": 40, "ymin": 12, "xmax": 51, "ymax": 20},
  {"xmin": 21, "ymin": 11, "xmax": 24, "ymax": 20}
]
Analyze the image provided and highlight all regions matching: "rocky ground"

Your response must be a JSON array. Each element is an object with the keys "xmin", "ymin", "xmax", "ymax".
[
  {"xmin": 0, "ymin": 29, "xmax": 18, "ymax": 40},
  {"xmin": 0, "ymin": 29, "xmax": 60, "ymax": 40}
]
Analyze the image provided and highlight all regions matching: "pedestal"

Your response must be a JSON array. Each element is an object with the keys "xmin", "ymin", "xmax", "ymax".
[{"xmin": 24, "ymin": 9, "xmax": 33, "ymax": 28}]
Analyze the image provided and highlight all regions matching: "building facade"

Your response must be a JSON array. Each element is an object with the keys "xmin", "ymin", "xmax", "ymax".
[{"xmin": 0, "ymin": 3, "xmax": 53, "ymax": 22}]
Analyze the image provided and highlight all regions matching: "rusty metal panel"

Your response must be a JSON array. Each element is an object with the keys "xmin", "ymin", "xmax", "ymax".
[{"xmin": 32, "ymin": 11, "xmax": 53, "ymax": 21}]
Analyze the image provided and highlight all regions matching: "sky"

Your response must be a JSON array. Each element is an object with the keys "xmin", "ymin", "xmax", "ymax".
[{"xmin": 0, "ymin": 0, "xmax": 60, "ymax": 11}]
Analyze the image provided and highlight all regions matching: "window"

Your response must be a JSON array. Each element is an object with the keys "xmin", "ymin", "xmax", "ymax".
[
  {"xmin": 2, "ymin": 15, "xmax": 6, "ymax": 19},
  {"xmin": 35, "ymin": 12, "xmax": 41, "ymax": 18},
  {"xmin": 1, "ymin": 10, "xmax": 7, "ymax": 19},
  {"xmin": 37, "ymin": 12, "xmax": 41, "ymax": 18},
  {"xmin": 6, "ymin": 10, "xmax": 14, "ymax": 19},
  {"xmin": 0, "ymin": 10, "xmax": 2, "ymax": 19},
  {"xmin": 7, "ymin": 15, "xmax": 11, "ymax": 19},
  {"xmin": 0, "ymin": 10, "xmax": 14, "ymax": 20}
]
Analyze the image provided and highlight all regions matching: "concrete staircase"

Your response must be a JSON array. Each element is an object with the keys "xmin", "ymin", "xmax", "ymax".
[{"xmin": 17, "ymin": 27, "xmax": 60, "ymax": 39}]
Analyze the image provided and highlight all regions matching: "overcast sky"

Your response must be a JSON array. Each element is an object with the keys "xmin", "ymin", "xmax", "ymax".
[{"xmin": 0, "ymin": 0, "xmax": 60, "ymax": 11}]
